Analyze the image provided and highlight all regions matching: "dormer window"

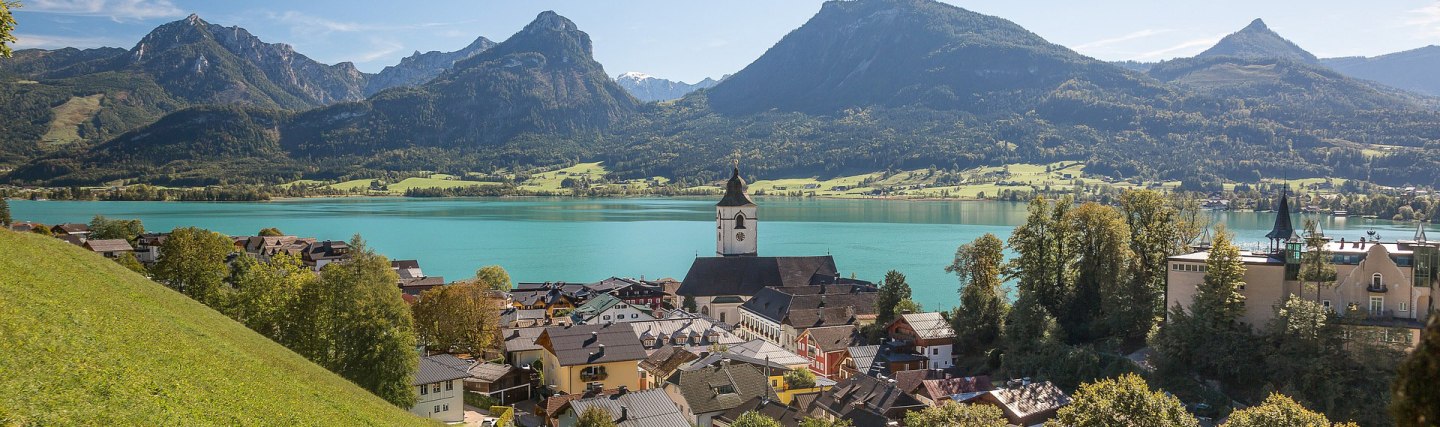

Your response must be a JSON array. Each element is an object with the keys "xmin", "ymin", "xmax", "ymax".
[
  {"xmin": 734, "ymin": 213, "xmax": 747, "ymax": 229},
  {"xmin": 1372, "ymin": 273, "xmax": 1383, "ymax": 288}
]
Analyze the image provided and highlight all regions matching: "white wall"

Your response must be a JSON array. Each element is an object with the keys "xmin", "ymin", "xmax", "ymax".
[{"xmin": 410, "ymin": 379, "xmax": 465, "ymax": 423}]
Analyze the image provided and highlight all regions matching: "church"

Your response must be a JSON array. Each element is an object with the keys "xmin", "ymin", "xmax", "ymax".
[
  {"xmin": 1165, "ymin": 192, "xmax": 1437, "ymax": 346},
  {"xmin": 675, "ymin": 166, "xmax": 874, "ymax": 325}
]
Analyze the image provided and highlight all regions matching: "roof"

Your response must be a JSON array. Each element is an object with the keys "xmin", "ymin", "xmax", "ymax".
[
  {"xmin": 717, "ymin": 167, "xmax": 756, "ymax": 207},
  {"xmin": 639, "ymin": 346, "xmax": 699, "ymax": 378},
  {"xmin": 785, "ymin": 307, "xmax": 856, "ymax": 329},
  {"xmin": 986, "ymin": 381, "xmax": 1071, "ymax": 419},
  {"xmin": 921, "ymin": 376, "xmax": 993, "ymax": 398},
  {"xmin": 676, "ymin": 256, "xmax": 841, "ymax": 297},
  {"xmin": 801, "ymin": 325, "xmax": 861, "ymax": 352},
  {"xmin": 893, "ymin": 368, "xmax": 955, "ymax": 395},
  {"xmin": 568, "ymin": 389, "xmax": 689, "ymax": 427},
  {"xmin": 546, "ymin": 389, "xmax": 621, "ymax": 418},
  {"xmin": 466, "ymin": 362, "xmax": 514, "ymax": 383},
  {"xmin": 413, "ymin": 354, "xmax": 473, "ymax": 386},
  {"xmin": 572, "ymin": 294, "xmax": 652, "ymax": 322},
  {"xmin": 399, "ymin": 276, "xmax": 445, "ymax": 289},
  {"xmin": 667, "ymin": 362, "xmax": 776, "ymax": 415},
  {"xmin": 503, "ymin": 327, "xmax": 546, "ymax": 353},
  {"xmin": 716, "ymin": 396, "xmax": 804, "ymax": 427},
  {"xmin": 811, "ymin": 374, "xmax": 926, "ymax": 427},
  {"xmin": 52, "ymin": 223, "xmax": 89, "ymax": 234},
  {"xmin": 848, "ymin": 344, "xmax": 925, "ymax": 377},
  {"xmin": 688, "ymin": 352, "xmax": 792, "ymax": 373},
  {"xmin": 847, "ymin": 346, "xmax": 879, "ymax": 376},
  {"xmin": 894, "ymin": 312, "xmax": 956, "ymax": 340},
  {"xmin": 390, "ymin": 260, "xmax": 420, "ymax": 270},
  {"xmin": 629, "ymin": 317, "xmax": 743, "ymax": 350},
  {"xmin": 84, "ymin": 239, "xmax": 134, "ymax": 253},
  {"xmin": 1266, "ymin": 193, "xmax": 1296, "ymax": 241},
  {"xmin": 739, "ymin": 285, "xmax": 877, "ymax": 325},
  {"xmin": 728, "ymin": 339, "xmax": 810, "ymax": 367},
  {"xmin": 536, "ymin": 323, "xmax": 647, "ymax": 366}
]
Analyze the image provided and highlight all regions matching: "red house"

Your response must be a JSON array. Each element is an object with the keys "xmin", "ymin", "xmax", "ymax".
[{"xmin": 795, "ymin": 325, "xmax": 861, "ymax": 380}]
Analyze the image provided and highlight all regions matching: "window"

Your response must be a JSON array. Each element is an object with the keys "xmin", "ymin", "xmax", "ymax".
[
  {"xmin": 1322, "ymin": 300, "xmax": 1331, "ymax": 310},
  {"xmin": 434, "ymin": 405, "xmax": 440, "ymax": 414},
  {"xmin": 445, "ymin": 380, "xmax": 453, "ymax": 391},
  {"xmin": 1373, "ymin": 273, "xmax": 1383, "ymax": 289},
  {"xmin": 432, "ymin": 383, "xmax": 441, "ymax": 393},
  {"xmin": 720, "ymin": 312, "xmax": 727, "ymax": 323},
  {"xmin": 1370, "ymin": 296, "xmax": 1384, "ymax": 315},
  {"xmin": 420, "ymin": 385, "xmax": 428, "ymax": 396},
  {"xmin": 603, "ymin": 315, "xmax": 611, "ymax": 320},
  {"xmin": 734, "ymin": 213, "xmax": 747, "ymax": 229},
  {"xmin": 442, "ymin": 404, "xmax": 449, "ymax": 411},
  {"xmin": 931, "ymin": 348, "xmax": 939, "ymax": 355},
  {"xmin": 1400, "ymin": 302, "xmax": 1409, "ymax": 312},
  {"xmin": 631, "ymin": 313, "xmax": 638, "ymax": 319}
]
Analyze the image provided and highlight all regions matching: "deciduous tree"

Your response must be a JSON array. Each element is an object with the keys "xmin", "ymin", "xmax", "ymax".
[
  {"xmin": 947, "ymin": 233, "xmax": 1009, "ymax": 353},
  {"xmin": 731, "ymin": 411, "xmax": 782, "ymax": 427},
  {"xmin": 0, "ymin": 1, "xmax": 18, "ymax": 58},
  {"xmin": 875, "ymin": 270, "xmax": 913, "ymax": 325},
  {"xmin": 227, "ymin": 253, "xmax": 313, "ymax": 341},
  {"xmin": 783, "ymin": 367, "xmax": 816, "ymax": 389},
  {"xmin": 152, "ymin": 227, "xmax": 233, "ymax": 307},
  {"xmin": 1120, "ymin": 190, "xmax": 1184, "ymax": 337},
  {"xmin": 0, "ymin": 197, "xmax": 10, "ymax": 226},
  {"xmin": 1063, "ymin": 202, "xmax": 1133, "ymax": 341},
  {"xmin": 798, "ymin": 417, "xmax": 852, "ymax": 427},
  {"xmin": 89, "ymin": 215, "xmax": 145, "ymax": 242},
  {"xmin": 1224, "ymin": 393, "xmax": 1353, "ymax": 427},
  {"xmin": 576, "ymin": 406, "xmax": 616, "ymax": 427},
  {"xmin": 1392, "ymin": 314, "xmax": 1440, "ymax": 427},
  {"xmin": 257, "ymin": 227, "xmax": 284, "ymax": 237},
  {"xmin": 114, "ymin": 251, "xmax": 147, "ymax": 275},
  {"xmin": 412, "ymin": 281, "xmax": 503, "ymax": 356},
  {"xmin": 903, "ymin": 402, "xmax": 1006, "ymax": 427},
  {"xmin": 1053, "ymin": 373, "xmax": 1198, "ymax": 427},
  {"xmin": 474, "ymin": 265, "xmax": 512, "ymax": 291}
]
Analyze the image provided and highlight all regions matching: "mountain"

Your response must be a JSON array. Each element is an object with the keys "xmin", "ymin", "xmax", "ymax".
[
  {"xmin": 703, "ymin": 0, "xmax": 1160, "ymax": 115},
  {"xmin": 9, "ymin": 11, "xmax": 638, "ymax": 186},
  {"xmin": 1196, "ymin": 18, "xmax": 1318, "ymax": 63},
  {"xmin": 1322, "ymin": 46, "xmax": 1440, "ymax": 96},
  {"xmin": 615, "ymin": 71, "xmax": 719, "ymax": 102},
  {"xmin": 365, "ymin": 36, "xmax": 496, "ymax": 96},
  {"xmin": 0, "ymin": 231, "xmax": 429, "ymax": 425}
]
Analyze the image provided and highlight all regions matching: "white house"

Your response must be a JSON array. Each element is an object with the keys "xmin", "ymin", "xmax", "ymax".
[
  {"xmin": 411, "ymin": 354, "xmax": 471, "ymax": 423},
  {"xmin": 570, "ymin": 294, "xmax": 656, "ymax": 324}
]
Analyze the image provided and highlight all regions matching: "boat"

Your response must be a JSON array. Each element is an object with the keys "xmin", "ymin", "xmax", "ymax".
[{"xmin": 1332, "ymin": 210, "xmax": 1348, "ymax": 217}]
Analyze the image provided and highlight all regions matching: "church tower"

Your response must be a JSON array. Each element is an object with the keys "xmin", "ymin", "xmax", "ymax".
[{"xmin": 716, "ymin": 166, "xmax": 758, "ymax": 257}]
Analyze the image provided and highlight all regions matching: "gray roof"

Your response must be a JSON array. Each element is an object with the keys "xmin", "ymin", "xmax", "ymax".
[
  {"xmin": 739, "ymin": 285, "xmax": 877, "ymax": 325},
  {"xmin": 413, "ymin": 354, "xmax": 472, "ymax": 386},
  {"xmin": 802, "ymin": 325, "xmax": 861, "ymax": 352},
  {"xmin": 84, "ymin": 239, "xmax": 134, "ymax": 253},
  {"xmin": 895, "ymin": 312, "xmax": 955, "ymax": 340},
  {"xmin": 537, "ymin": 323, "xmax": 647, "ymax": 366},
  {"xmin": 716, "ymin": 396, "xmax": 804, "ymax": 427},
  {"xmin": 629, "ymin": 317, "xmax": 743, "ymax": 350},
  {"xmin": 848, "ymin": 345, "xmax": 879, "ymax": 375},
  {"xmin": 639, "ymin": 346, "xmax": 699, "ymax": 378},
  {"xmin": 717, "ymin": 167, "xmax": 756, "ymax": 207},
  {"xmin": 688, "ymin": 352, "xmax": 791, "ymax": 373},
  {"xmin": 676, "ymin": 256, "xmax": 841, "ymax": 297},
  {"xmin": 668, "ymin": 362, "xmax": 776, "ymax": 415},
  {"xmin": 466, "ymin": 362, "xmax": 514, "ymax": 383},
  {"xmin": 572, "ymin": 294, "xmax": 652, "ymax": 322},
  {"xmin": 728, "ymin": 339, "xmax": 809, "ymax": 367},
  {"xmin": 503, "ymin": 326, "xmax": 546, "ymax": 353},
  {"xmin": 985, "ymin": 381, "xmax": 1071, "ymax": 419},
  {"xmin": 811, "ymin": 374, "xmax": 926, "ymax": 427},
  {"xmin": 568, "ymin": 389, "xmax": 689, "ymax": 427}
]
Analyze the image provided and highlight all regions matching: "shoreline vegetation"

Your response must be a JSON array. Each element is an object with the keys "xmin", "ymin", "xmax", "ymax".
[{"xmin": 2, "ymin": 160, "xmax": 1437, "ymax": 221}]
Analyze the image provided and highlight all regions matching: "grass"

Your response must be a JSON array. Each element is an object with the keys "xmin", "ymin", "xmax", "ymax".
[
  {"xmin": 0, "ymin": 231, "xmax": 435, "ymax": 426},
  {"xmin": 516, "ymin": 162, "xmax": 608, "ymax": 192},
  {"xmin": 40, "ymin": 94, "xmax": 104, "ymax": 147}
]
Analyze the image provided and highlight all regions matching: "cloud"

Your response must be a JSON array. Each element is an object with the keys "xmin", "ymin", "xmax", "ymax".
[
  {"xmin": 1403, "ymin": 3, "xmax": 1440, "ymax": 38},
  {"xmin": 18, "ymin": 0, "xmax": 184, "ymax": 21},
  {"xmin": 12, "ymin": 32, "xmax": 127, "ymax": 49},
  {"xmin": 1134, "ymin": 36, "xmax": 1224, "ymax": 61},
  {"xmin": 267, "ymin": 10, "xmax": 364, "ymax": 37},
  {"xmin": 351, "ymin": 39, "xmax": 404, "ymax": 62},
  {"xmin": 1074, "ymin": 29, "xmax": 1171, "ymax": 51}
]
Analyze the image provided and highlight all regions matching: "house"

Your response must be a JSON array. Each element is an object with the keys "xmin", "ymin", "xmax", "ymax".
[
  {"xmin": 301, "ymin": 240, "xmax": 351, "ymax": 271},
  {"xmin": 502, "ymin": 308, "xmax": 550, "ymax": 328},
  {"xmin": 8, "ymin": 221, "xmax": 42, "ymax": 233},
  {"xmin": 961, "ymin": 381, "xmax": 1070, "ymax": 426},
  {"xmin": 83, "ymin": 239, "xmax": 134, "ymax": 258},
  {"xmin": 663, "ymin": 359, "xmax": 778, "ymax": 427},
  {"xmin": 503, "ymin": 326, "xmax": 547, "ymax": 367},
  {"xmin": 585, "ymin": 277, "xmax": 667, "ymax": 310},
  {"xmin": 795, "ymin": 325, "xmax": 862, "ymax": 379},
  {"xmin": 570, "ymin": 294, "xmax": 656, "ymax": 324},
  {"xmin": 629, "ymin": 314, "xmax": 745, "ymax": 354},
  {"xmin": 392, "ymin": 260, "xmax": 425, "ymax": 279},
  {"xmin": 727, "ymin": 339, "xmax": 811, "ymax": 370},
  {"xmin": 842, "ymin": 344, "xmax": 927, "ymax": 378},
  {"xmin": 555, "ymin": 388, "xmax": 688, "ymax": 427},
  {"xmin": 50, "ymin": 223, "xmax": 90, "ymax": 238},
  {"xmin": 464, "ymin": 361, "xmax": 531, "ymax": 406},
  {"xmin": 510, "ymin": 286, "xmax": 580, "ymax": 318},
  {"xmin": 737, "ymin": 285, "xmax": 879, "ymax": 352},
  {"xmin": 807, "ymin": 374, "xmax": 927, "ymax": 427},
  {"xmin": 713, "ymin": 396, "xmax": 806, "ymax": 427},
  {"xmin": 535, "ymin": 323, "xmax": 648, "ymax": 395},
  {"xmin": 241, "ymin": 235, "xmax": 315, "ymax": 260},
  {"xmin": 886, "ymin": 312, "xmax": 957, "ymax": 369},
  {"xmin": 133, "ymin": 233, "xmax": 168, "ymax": 264},
  {"xmin": 889, "ymin": 369, "xmax": 993, "ymax": 405},
  {"xmin": 686, "ymin": 350, "xmax": 834, "ymax": 406},
  {"xmin": 639, "ymin": 346, "xmax": 699, "ymax": 386},
  {"xmin": 411, "ymin": 354, "xmax": 471, "ymax": 423},
  {"xmin": 398, "ymin": 276, "xmax": 447, "ymax": 296},
  {"xmin": 1166, "ymin": 193, "xmax": 1435, "ymax": 346}
]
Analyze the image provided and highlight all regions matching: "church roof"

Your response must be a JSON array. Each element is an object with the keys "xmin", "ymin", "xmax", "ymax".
[
  {"xmin": 675, "ymin": 256, "xmax": 839, "ymax": 297},
  {"xmin": 717, "ymin": 167, "xmax": 756, "ymax": 207},
  {"xmin": 1265, "ymin": 192, "xmax": 1296, "ymax": 241}
]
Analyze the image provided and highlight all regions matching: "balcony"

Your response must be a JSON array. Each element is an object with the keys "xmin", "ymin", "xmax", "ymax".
[
  {"xmin": 1367, "ymin": 283, "xmax": 1388, "ymax": 293},
  {"xmin": 579, "ymin": 371, "xmax": 608, "ymax": 382}
]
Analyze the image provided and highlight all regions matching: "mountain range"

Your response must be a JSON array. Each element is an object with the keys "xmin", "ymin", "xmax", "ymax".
[
  {"xmin": 614, "ymin": 71, "xmax": 719, "ymax": 102},
  {"xmin": 4, "ymin": 0, "xmax": 1440, "ymax": 188}
]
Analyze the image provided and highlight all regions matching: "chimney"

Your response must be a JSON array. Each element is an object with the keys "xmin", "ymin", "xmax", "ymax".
[
  {"xmin": 617, "ymin": 385, "xmax": 629, "ymax": 395},
  {"xmin": 598, "ymin": 343, "xmax": 606, "ymax": 356},
  {"xmin": 620, "ymin": 406, "xmax": 629, "ymax": 421}
]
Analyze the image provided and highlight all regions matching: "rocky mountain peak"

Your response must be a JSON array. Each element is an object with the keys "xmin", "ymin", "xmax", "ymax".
[{"xmin": 1196, "ymin": 18, "xmax": 1318, "ymax": 63}]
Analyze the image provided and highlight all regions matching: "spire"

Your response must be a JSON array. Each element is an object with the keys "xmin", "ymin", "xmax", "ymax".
[
  {"xmin": 1266, "ymin": 188, "xmax": 1295, "ymax": 249},
  {"xmin": 1417, "ymin": 222, "xmax": 1429, "ymax": 243},
  {"xmin": 717, "ymin": 165, "xmax": 756, "ymax": 207}
]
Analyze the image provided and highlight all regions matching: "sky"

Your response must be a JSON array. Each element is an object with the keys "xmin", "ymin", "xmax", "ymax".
[{"xmin": 9, "ymin": 0, "xmax": 1440, "ymax": 83}]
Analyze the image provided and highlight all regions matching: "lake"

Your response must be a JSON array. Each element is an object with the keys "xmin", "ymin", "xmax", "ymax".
[{"xmin": 8, "ymin": 197, "xmax": 1433, "ymax": 310}]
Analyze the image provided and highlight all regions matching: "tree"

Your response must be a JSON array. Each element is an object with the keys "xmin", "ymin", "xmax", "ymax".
[
  {"xmin": 114, "ymin": 251, "xmax": 148, "ymax": 275},
  {"xmin": 1053, "ymin": 373, "xmax": 1199, "ymax": 427},
  {"xmin": 152, "ymin": 227, "xmax": 233, "ymax": 307},
  {"xmin": 290, "ymin": 235, "xmax": 417, "ymax": 407},
  {"xmin": 473, "ymin": 265, "xmax": 512, "ymax": 291},
  {"xmin": 1224, "ymin": 393, "xmax": 1352, "ymax": 427},
  {"xmin": 576, "ymin": 406, "xmax": 616, "ymax": 427},
  {"xmin": 0, "ymin": 1, "xmax": 18, "ymax": 58},
  {"xmin": 1007, "ymin": 196, "xmax": 1065, "ymax": 319},
  {"xmin": 1392, "ymin": 314, "xmax": 1440, "ymax": 426},
  {"xmin": 783, "ymin": 367, "xmax": 817, "ymax": 389},
  {"xmin": 257, "ymin": 227, "xmax": 284, "ymax": 237},
  {"xmin": 412, "ymin": 281, "xmax": 503, "ymax": 355},
  {"xmin": 798, "ymin": 417, "xmax": 853, "ymax": 427},
  {"xmin": 903, "ymin": 402, "xmax": 1006, "ymax": 427},
  {"xmin": 1298, "ymin": 219, "xmax": 1336, "ymax": 303},
  {"xmin": 89, "ymin": 215, "xmax": 145, "ymax": 241},
  {"xmin": 1063, "ymin": 202, "xmax": 1133, "ymax": 342},
  {"xmin": 29, "ymin": 222, "xmax": 50, "ymax": 236},
  {"xmin": 0, "ymin": 197, "xmax": 10, "ymax": 226},
  {"xmin": 1262, "ymin": 296, "xmax": 1396, "ymax": 426},
  {"xmin": 731, "ymin": 411, "xmax": 782, "ymax": 427},
  {"xmin": 1152, "ymin": 226, "xmax": 1260, "ymax": 389},
  {"xmin": 1002, "ymin": 289, "xmax": 1064, "ymax": 376},
  {"xmin": 947, "ymin": 233, "xmax": 1010, "ymax": 353},
  {"xmin": 875, "ymin": 270, "xmax": 912, "ymax": 325},
  {"xmin": 227, "ymin": 253, "xmax": 313, "ymax": 341},
  {"xmin": 1120, "ymin": 190, "xmax": 1184, "ymax": 335},
  {"xmin": 1194, "ymin": 225, "xmax": 1247, "ymax": 326},
  {"xmin": 683, "ymin": 294, "xmax": 697, "ymax": 312}
]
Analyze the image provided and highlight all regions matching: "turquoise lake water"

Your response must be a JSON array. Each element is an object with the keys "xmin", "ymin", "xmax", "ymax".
[{"xmin": 8, "ymin": 197, "xmax": 1433, "ymax": 310}]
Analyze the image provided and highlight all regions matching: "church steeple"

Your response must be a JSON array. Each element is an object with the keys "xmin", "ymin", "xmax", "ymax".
[
  {"xmin": 1266, "ymin": 188, "xmax": 1296, "ymax": 252},
  {"xmin": 716, "ymin": 165, "xmax": 758, "ymax": 257}
]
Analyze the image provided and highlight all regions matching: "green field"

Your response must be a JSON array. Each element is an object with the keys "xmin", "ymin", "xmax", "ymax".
[
  {"xmin": 515, "ymin": 162, "xmax": 608, "ymax": 192},
  {"xmin": 0, "ymin": 231, "xmax": 434, "ymax": 426},
  {"xmin": 40, "ymin": 94, "xmax": 104, "ymax": 147}
]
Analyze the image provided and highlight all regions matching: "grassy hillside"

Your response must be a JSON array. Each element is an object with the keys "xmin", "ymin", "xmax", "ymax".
[{"xmin": 0, "ymin": 231, "xmax": 433, "ymax": 426}]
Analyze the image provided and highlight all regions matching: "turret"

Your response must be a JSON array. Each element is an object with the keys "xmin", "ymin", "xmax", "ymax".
[{"xmin": 716, "ymin": 166, "xmax": 758, "ymax": 256}]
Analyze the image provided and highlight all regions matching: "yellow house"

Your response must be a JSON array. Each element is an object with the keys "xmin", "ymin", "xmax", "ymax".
[{"xmin": 535, "ymin": 323, "xmax": 647, "ymax": 395}]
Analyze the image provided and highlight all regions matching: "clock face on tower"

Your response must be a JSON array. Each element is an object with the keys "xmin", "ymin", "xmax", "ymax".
[{"xmin": 735, "ymin": 232, "xmax": 746, "ymax": 241}]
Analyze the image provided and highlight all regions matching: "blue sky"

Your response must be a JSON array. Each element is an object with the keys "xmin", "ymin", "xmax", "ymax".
[{"xmin": 10, "ymin": 0, "xmax": 1440, "ymax": 83}]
